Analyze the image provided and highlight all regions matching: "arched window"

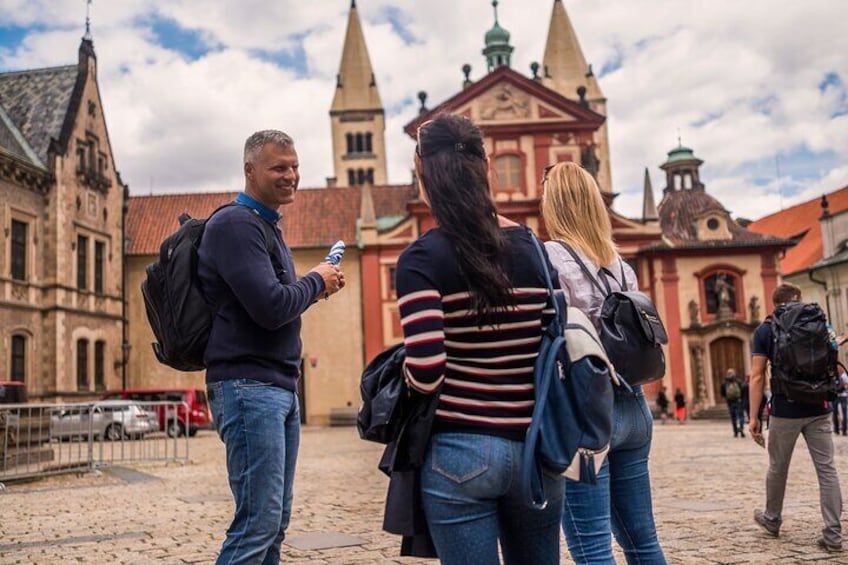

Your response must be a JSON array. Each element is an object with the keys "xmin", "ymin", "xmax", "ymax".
[
  {"xmin": 365, "ymin": 133, "xmax": 373, "ymax": 153},
  {"xmin": 77, "ymin": 338, "xmax": 89, "ymax": 391},
  {"xmin": 345, "ymin": 133, "xmax": 354, "ymax": 154},
  {"xmin": 348, "ymin": 169, "xmax": 356, "ymax": 186},
  {"xmin": 683, "ymin": 172, "xmax": 693, "ymax": 190},
  {"xmin": 494, "ymin": 154, "xmax": 522, "ymax": 191},
  {"xmin": 366, "ymin": 168, "xmax": 374, "ymax": 185},
  {"xmin": 355, "ymin": 133, "xmax": 364, "ymax": 153},
  {"xmin": 11, "ymin": 334, "xmax": 26, "ymax": 382},
  {"xmin": 95, "ymin": 340, "xmax": 106, "ymax": 391},
  {"xmin": 674, "ymin": 174, "xmax": 682, "ymax": 190},
  {"xmin": 357, "ymin": 169, "xmax": 366, "ymax": 185}
]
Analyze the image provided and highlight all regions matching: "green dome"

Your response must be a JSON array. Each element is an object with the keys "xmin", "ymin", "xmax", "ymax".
[
  {"xmin": 485, "ymin": 22, "xmax": 510, "ymax": 45},
  {"xmin": 665, "ymin": 145, "xmax": 698, "ymax": 164}
]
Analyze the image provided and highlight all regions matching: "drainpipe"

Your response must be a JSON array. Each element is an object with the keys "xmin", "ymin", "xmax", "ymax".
[{"xmin": 808, "ymin": 267, "xmax": 830, "ymax": 320}]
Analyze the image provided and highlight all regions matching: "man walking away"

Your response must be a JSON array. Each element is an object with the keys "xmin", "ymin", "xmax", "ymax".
[
  {"xmin": 720, "ymin": 369, "xmax": 745, "ymax": 437},
  {"xmin": 199, "ymin": 130, "xmax": 345, "ymax": 564},
  {"xmin": 656, "ymin": 386, "xmax": 670, "ymax": 425},
  {"xmin": 749, "ymin": 283, "xmax": 842, "ymax": 553}
]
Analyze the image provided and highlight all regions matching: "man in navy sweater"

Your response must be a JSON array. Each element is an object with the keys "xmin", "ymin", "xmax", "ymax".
[{"xmin": 199, "ymin": 130, "xmax": 344, "ymax": 564}]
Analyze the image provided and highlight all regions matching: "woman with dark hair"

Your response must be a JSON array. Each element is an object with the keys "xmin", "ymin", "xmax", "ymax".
[{"xmin": 395, "ymin": 114, "xmax": 564, "ymax": 564}]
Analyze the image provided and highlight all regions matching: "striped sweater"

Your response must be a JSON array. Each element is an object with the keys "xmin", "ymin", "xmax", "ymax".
[{"xmin": 395, "ymin": 226, "xmax": 557, "ymax": 440}]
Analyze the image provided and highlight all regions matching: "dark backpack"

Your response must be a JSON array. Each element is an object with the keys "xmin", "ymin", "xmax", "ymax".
[
  {"xmin": 769, "ymin": 302, "xmax": 838, "ymax": 403},
  {"xmin": 725, "ymin": 380, "xmax": 742, "ymax": 403},
  {"xmin": 357, "ymin": 343, "xmax": 407, "ymax": 444},
  {"xmin": 521, "ymin": 234, "xmax": 616, "ymax": 509},
  {"xmin": 556, "ymin": 242, "xmax": 668, "ymax": 386},
  {"xmin": 141, "ymin": 204, "xmax": 275, "ymax": 371}
]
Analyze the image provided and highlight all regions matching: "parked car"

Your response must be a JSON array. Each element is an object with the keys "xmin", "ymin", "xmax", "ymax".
[
  {"xmin": 100, "ymin": 388, "xmax": 211, "ymax": 437},
  {"xmin": 50, "ymin": 401, "xmax": 158, "ymax": 441}
]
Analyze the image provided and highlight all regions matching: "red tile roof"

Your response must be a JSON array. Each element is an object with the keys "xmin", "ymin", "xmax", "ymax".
[
  {"xmin": 747, "ymin": 185, "xmax": 848, "ymax": 275},
  {"xmin": 127, "ymin": 185, "xmax": 417, "ymax": 256}
]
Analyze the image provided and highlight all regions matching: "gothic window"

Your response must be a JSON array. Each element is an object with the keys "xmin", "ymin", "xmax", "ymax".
[
  {"xmin": 10, "ymin": 219, "xmax": 27, "ymax": 281},
  {"xmin": 346, "ymin": 133, "xmax": 354, "ymax": 154},
  {"xmin": 94, "ymin": 340, "xmax": 105, "ymax": 391},
  {"xmin": 704, "ymin": 273, "xmax": 737, "ymax": 314},
  {"xmin": 347, "ymin": 169, "xmax": 356, "ymax": 186},
  {"xmin": 94, "ymin": 241, "xmax": 105, "ymax": 294},
  {"xmin": 365, "ymin": 133, "xmax": 373, "ymax": 153},
  {"xmin": 77, "ymin": 338, "xmax": 89, "ymax": 390},
  {"xmin": 11, "ymin": 334, "xmax": 26, "ymax": 382},
  {"xmin": 77, "ymin": 235, "xmax": 89, "ymax": 290},
  {"xmin": 494, "ymin": 154, "xmax": 522, "ymax": 191}
]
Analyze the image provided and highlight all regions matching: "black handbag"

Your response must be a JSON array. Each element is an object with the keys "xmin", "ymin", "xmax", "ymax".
[{"xmin": 556, "ymin": 242, "xmax": 668, "ymax": 385}]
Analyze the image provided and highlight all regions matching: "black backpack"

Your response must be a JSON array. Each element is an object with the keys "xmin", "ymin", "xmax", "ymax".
[
  {"xmin": 556, "ymin": 242, "xmax": 668, "ymax": 386},
  {"xmin": 141, "ymin": 203, "xmax": 275, "ymax": 371},
  {"xmin": 769, "ymin": 302, "xmax": 838, "ymax": 403}
]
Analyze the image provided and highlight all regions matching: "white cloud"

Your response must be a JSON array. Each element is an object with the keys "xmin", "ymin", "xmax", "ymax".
[{"xmin": 0, "ymin": 0, "xmax": 846, "ymax": 221}]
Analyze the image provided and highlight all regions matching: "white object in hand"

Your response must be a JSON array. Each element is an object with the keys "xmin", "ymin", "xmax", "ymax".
[{"xmin": 324, "ymin": 240, "xmax": 345, "ymax": 265}]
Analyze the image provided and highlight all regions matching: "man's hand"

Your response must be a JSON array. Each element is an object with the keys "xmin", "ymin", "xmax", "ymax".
[
  {"xmin": 309, "ymin": 263, "xmax": 345, "ymax": 299},
  {"xmin": 749, "ymin": 416, "xmax": 764, "ymax": 446}
]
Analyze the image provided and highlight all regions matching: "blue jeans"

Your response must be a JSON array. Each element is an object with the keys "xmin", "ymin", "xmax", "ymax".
[
  {"xmin": 728, "ymin": 401, "xmax": 745, "ymax": 436},
  {"xmin": 561, "ymin": 387, "xmax": 666, "ymax": 565},
  {"xmin": 421, "ymin": 432, "xmax": 564, "ymax": 565},
  {"xmin": 208, "ymin": 379, "xmax": 300, "ymax": 565}
]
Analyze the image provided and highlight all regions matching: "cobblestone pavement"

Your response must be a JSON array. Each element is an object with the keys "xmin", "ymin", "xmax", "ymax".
[{"xmin": 1, "ymin": 420, "xmax": 847, "ymax": 564}]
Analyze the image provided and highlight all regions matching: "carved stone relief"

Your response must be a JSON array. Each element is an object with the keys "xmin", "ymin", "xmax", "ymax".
[{"xmin": 479, "ymin": 84, "xmax": 530, "ymax": 121}]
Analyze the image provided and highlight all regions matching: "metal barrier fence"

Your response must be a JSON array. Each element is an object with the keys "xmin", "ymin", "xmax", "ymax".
[{"xmin": 0, "ymin": 401, "xmax": 191, "ymax": 489}]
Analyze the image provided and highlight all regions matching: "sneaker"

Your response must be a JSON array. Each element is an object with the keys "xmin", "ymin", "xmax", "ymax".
[
  {"xmin": 817, "ymin": 538, "xmax": 843, "ymax": 553},
  {"xmin": 753, "ymin": 509, "xmax": 780, "ymax": 536}
]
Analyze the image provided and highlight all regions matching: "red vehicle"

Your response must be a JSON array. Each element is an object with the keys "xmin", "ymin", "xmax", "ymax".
[{"xmin": 101, "ymin": 388, "xmax": 211, "ymax": 437}]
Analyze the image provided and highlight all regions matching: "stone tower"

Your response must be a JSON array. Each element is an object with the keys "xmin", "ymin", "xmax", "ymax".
[
  {"xmin": 482, "ymin": 1, "xmax": 514, "ymax": 72},
  {"xmin": 330, "ymin": 1, "xmax": 387, "ymax": 187},
  {"xmin": 541, "ymin": 0, "xmax": 612, "ymax": 193}
]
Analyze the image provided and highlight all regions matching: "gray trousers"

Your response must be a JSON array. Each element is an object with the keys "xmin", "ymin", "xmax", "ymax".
[{"xmin": 764, "ymin": 414, "xmax": 843, "ymax": 545}]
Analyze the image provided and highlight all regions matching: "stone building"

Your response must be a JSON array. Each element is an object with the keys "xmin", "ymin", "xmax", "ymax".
[{"xmin": 0, "ymin": 35, "xmax": 128, "ymax": 400}]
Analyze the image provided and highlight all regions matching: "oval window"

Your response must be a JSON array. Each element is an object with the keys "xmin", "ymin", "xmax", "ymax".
[{"xmin": 707, "ymin": 218, "xmax": 720, "ymax": 230}]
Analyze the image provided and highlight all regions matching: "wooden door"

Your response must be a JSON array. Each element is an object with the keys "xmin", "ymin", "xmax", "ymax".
[{"xmin": 710, "ymin": 337, "xmax": 745, "ymax": 402}]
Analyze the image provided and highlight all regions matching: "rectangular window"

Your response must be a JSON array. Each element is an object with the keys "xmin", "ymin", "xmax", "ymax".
[
  {"xmin": 94, "ymin": 241, "xmax": 105, "ymax": 294},
  {"xmin": 11, "ymin": 219, "xmax": 27, "ymax": 280},
  {"xmin": 11, "ymin": 335, "xmax": 26, "ymax": 382},
  {"xmin": 94, "ymin": 341, "xmax": 105, "ymax": 391},
  {"xmin": 77, "ymin": 339, "xmax": 89, "ymax": 391},
  {"xmin": 77, "ymin": 235, "xmax": 89, "ymax": 290}
]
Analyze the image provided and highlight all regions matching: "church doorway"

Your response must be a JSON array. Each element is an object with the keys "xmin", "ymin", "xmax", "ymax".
[{"xmin": 710, "ymin": 337, "xmax": 745, "ymax": 403}]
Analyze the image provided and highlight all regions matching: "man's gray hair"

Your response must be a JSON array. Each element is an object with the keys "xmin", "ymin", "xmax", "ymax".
[{"xmin": 244, "ymin": 130, "xmax": 294, "ymax": 163}]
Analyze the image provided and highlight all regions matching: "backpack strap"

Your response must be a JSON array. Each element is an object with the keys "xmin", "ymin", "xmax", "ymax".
[{"xmin": 555, "ymin": 241, "xmax": 610, "ymax": 296}]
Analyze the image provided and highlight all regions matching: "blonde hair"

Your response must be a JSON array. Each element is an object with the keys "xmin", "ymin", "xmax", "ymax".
[{"xmin": 541, "ymin": 162, "xmax": 617, "ymax": 267}]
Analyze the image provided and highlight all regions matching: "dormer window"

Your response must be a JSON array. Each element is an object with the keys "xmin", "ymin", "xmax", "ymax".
[{"xmin": 706, "ymin": 218, "xmax": 720, "ymax": 230}]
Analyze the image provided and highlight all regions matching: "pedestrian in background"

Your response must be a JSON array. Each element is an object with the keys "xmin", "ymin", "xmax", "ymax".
[
  {"xmin": 674, "ymin": 388, "xmax": 686, "ymax": 424},
  {"xmin": 749, "ymin": 283, "xmax": 842, "ymax": 553},
  {"xmin": 542, "ymin": 161, "xmax": 666, "ymax": 565},
  {"xmin": 199, "ymin": 130, "xmax": 345, "ymax": 564},
  {"xmin": 720, "ymin": 368, "xmax": 745, "ymax": 438},
  {"xmin": 396, "ymin": 114, "xmax": 564, "ymax": 564},
  {"xmin": 833, "ymin": 366, "xmax": 848, "ymax": 437},
  {"xmin": 656, "ymin": 386, "xmax": 670, "ymax": 425}
]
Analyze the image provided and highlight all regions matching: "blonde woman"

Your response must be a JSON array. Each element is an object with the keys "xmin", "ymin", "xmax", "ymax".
[{"xmin": 541, "ymin": 162, "xmax": 666, "ymax": 565}]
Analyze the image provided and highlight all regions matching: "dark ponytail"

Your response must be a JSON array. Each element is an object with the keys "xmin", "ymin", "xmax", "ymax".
[{"xmin": 416, "ymin": 114, "xmax": 514, "ymax": 321}]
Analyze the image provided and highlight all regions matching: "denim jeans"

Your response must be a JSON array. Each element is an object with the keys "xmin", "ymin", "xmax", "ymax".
[
  {"xmin": 728, "ymin": 401, "xmax": 745, "ymax": 436},
  {"xmin": 561, "ymin": 387, "xmax": 666, "ymax": 565},
  {"xmin": 420, "ymin": 432, "xmax": 564, "ymax": 565},
  {"xmin": 208, "ymin": 379, "xmax": 300, "ymax": 565},
  {"xmin": 764, "ymin": 414, "xmax": 842, "ymax": 546}
]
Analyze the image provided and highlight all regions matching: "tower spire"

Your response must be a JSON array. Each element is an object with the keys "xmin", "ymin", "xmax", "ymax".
[
  {"xmin": 541, "ymin": 0, "xmax": 602, "ymax": 100},
  {"xmin": 642, "ymin": 167, "xmax": 658, "ymax": 222},
  {"xmin": 482, "ymin": 0, "xmax": 514, "ymax": 72},
  {"xmin": 329, "ymin": 2, "xmax": 387, "ymax": 187}
]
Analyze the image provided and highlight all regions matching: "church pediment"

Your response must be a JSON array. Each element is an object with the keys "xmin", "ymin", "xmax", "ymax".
[{"xmin": 405, "ymin": 66, "xmax": 604, "ymax": 137}]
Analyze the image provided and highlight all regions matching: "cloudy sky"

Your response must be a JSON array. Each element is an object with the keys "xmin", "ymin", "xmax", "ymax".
[{"xmin": 0, "ymin": 0, "xmax": 846, "ymax": 220}]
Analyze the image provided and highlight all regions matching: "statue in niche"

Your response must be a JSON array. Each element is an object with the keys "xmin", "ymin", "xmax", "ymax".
[
  {"xmin": 688, "ymin": 299, "xmax": 700, "ymax": 327},
  {"xmin": 749, "ymin": 296, "xmax": 761, "ymax": 323},
  {"xmin": 714, "ymin": 273, "xmax": 733, "ymax": 319},
  {"xmin": 480, "ymin": 84, "xmax": 530, "ymax": 120}
]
